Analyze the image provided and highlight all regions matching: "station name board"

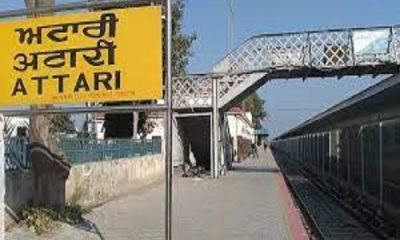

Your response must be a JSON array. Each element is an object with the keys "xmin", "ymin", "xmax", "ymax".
[{"xmin": 0, "ymin": 6, "xmax": 162, "ymax": 106}]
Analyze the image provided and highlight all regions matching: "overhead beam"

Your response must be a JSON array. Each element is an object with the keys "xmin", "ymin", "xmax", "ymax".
[{"xmin": 219, "ymin": 72, "xmax": 268, "ymax": 109}]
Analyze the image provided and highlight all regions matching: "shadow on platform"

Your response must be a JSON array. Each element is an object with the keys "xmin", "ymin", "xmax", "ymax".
[
  {"xmin": 232, "ymin": 165, "xmax": 280, "ymax": 174},
  {"xmin": 71, "ymin": 219, "xmax": 105, "ymax": 240}
]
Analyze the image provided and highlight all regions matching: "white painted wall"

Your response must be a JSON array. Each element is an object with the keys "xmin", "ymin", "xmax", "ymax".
[
  {"xmin": 227, "ymin": 112, "xmax": 255, "ymax": 162},
  {"xmin": 66, "ymin": 154, "xmax": 164, "ymax": 207},
  {"xmin": 227, "ymin": 114, "xmax": 253, "ymax": 141},
  {"xmin": 145, "ymin": 118, "xmax": 164, "ymax": 140},
  {"xmin": 95, "ymin": 119, "xmax": 105, "ymax": 140}
]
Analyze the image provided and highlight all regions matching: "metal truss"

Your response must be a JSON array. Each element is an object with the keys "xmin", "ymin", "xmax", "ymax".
[
  {"xmin": 173, "ymin": 25, "xmax": 400, "ymax": 110},
  {"xmin": 172, "ymin": 73, "xmax": 257, "ymax": 110},
  {"xmin": 172, "ymin": 75, "xmax": 214, "ymax": 109},
  {"xmin": 217, "ymin": 26, "xmax": 400, "ymax": 72}
]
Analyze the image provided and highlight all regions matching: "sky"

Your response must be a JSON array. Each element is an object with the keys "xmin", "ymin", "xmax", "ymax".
[
  {"xmin": 1, "ymin": 0, "xmax": 400, "ymax": 137},
  {"xmin": 182, "ymin": 0, "xmax": 400, "ymax": 137}
]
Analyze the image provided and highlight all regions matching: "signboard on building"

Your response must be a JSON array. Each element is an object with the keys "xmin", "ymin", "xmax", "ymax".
[{"xmin": 0, "ymin": 6, "xmax": 162, "ymax": 106}]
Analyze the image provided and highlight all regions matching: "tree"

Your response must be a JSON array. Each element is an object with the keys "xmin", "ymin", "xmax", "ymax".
[
  {"xmin": 3, "ymin": 117, "xmax": 19, "ymax": 138},
  {"xmin": 3, "ymin": 117, "xmax": 29, "ymax": 138},
  {"xmin": 49, "ymin": 114, "xmax": 76, "ymax": 134},
  {"xmin": 25, "ymin": 0, "xmax": 58, "ymax": 151},
  {"xmin": 76, "ymin": 119, "xmax": 92, "ymax": 139},
  {"xmin": 104, "ymin": 0, "xmax": 196, "ymax": 139},
  {"xmin": 26, "ymin": 0, "xmax": 196, "ymax": 139},
  {"xmin": 3, "ymin": 117, "xmax": 16, "ymax": 138},
  {"xmin": 171, "ymin": 0, "xmax": 196, "ymax": 77},
  {"xmin": 242, "ymin": 93, "xmax": 267, "ymax": 129}
]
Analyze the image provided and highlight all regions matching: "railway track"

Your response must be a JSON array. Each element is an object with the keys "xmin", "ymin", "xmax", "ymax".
[{"xmin": 274, "ymin": 150, "xmax": 384, "ymax": 240}]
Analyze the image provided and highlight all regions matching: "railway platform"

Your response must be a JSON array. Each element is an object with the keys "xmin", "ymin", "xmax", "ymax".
[{"xmin": 6, "ymin": 149, "xmax": 306, "ymax": 240}]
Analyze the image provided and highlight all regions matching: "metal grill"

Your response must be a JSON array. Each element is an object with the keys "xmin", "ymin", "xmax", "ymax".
[
  {"xmin": 172, "ymin": 75, "xmax": 214, "ymax": 109},
  {"xmin": 229, "ymin": 33, "xmax": 307, "ymax": 71},
  {"xmin": 4, "ymin": 137, "xmax": 29, "ymax": 171},
  {"xmin": 393, "ymin": 28, "xmax": 400, "ymax": 64},
  {"xmin": 172, "ymin": 73, "xmax": 257, "ymax": 109},
  {"xmin": 218, "ymin": 73, "xmax": 253, "ymax": 98},
  {"xmin": 222, "ymin": 27, "xmax": 400, "ymax": 72},
  {"xmin": 58, "ymin": 138, "xmax": 162, "ymax": 165},
  {"xmin": 309, "ymin": 31, "xmax": 352, "ymax": 68}
]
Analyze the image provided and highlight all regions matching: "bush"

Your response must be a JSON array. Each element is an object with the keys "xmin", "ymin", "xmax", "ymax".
[
  {"xmin": 22, "ymin": 207, "xmax": 58, "ymax": 235},
  {"xmin": 21, "ymin": 205, "xmax": 92, "ymax": 235},
  {"xmin": 62, "ymin": 205, "xmax": 91, "ymax": 225}
]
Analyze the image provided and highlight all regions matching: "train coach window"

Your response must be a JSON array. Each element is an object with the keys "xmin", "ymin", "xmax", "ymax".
[
  {"xmin": 382, "ymin": 121, "xmax": 400, "ymax": 208},
  {"xmin": 394, "ymin": 125, "xmax": 400, "ymax": 146},
  {"xmin": 323, "ymin": 133, "xmax": 330, "ymax": 173},
  {"xmin": 362, "ymin": 124, "xmax": 380, "ymax": 198},
  {"xmin": 329, "ymin": 130, "xmax": 340, "ymax": 178},
  {"xmin": 339, "ymin": 129, "xmax": 349, "ymax": 182},
  {"xmin": 349, "ymin": 126, "xmax": 362, "ymax": 189}
]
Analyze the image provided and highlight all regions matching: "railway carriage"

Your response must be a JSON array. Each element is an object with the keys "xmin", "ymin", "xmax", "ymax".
[{"xmin": 272, "ymin": 117, "xmax": 400, "ymax": 230}]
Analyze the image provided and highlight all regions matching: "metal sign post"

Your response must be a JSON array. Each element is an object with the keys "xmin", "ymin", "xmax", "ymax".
[
  {"xmin": 0, "ymin": 115, "xmax": 4, "ymax": 240},
  {"xmin": 165, "ymin": 0, "xmax": 173, "ymax": 239}
]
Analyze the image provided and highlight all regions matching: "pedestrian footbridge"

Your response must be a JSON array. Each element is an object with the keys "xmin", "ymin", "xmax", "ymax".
[
  {"xmin": 173, "ymin": 25, "xmax": 400, "ymax": 110},
  {"xmin": 171, "ymin": 25, "xmax": 400, "ymax": 179}
]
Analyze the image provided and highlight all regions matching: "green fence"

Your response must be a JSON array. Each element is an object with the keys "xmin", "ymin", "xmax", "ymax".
[
  {"xmin": 5, "ymin": 137, "xmax": 29, "ymax": 171},
  {"xmin": 58, "ymin": 138, "xmax": 162, "ymax": 165},
  {"xmin": 4, "ymin": 137, "xmax": 162, "ymax": 168}
]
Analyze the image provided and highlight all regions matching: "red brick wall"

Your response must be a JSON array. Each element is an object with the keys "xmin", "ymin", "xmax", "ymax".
[{"xmin": 237, "ymin": 136, "xmax": 252, "ymax": 162}]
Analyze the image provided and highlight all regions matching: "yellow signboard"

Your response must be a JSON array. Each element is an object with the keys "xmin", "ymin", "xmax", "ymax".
[{"xmin": 0, "ymin": 6, "xmax": 162, "ymax": 106}]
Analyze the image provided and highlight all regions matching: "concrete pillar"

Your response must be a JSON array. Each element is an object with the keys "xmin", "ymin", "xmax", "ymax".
[
  {"xmin": 172, "ymin": 116, "xmax": 183, "ymax": 167},
  {"xmin": 133, "ymin": 112, "xmax": 139, "ymax": 139},
  {"xmin": 220, "ymin": 116, "xmax": 225, "ymax": 175},
  {"xmin": 182, "ymin": 129, "xmax": 191, "ymax": 176},
  {"xmin": 212, "ymin": 79, "xmax": 219, "ymax": 179}
]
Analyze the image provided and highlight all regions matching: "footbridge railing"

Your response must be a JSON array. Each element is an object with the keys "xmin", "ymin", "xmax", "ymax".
[
  {"xmin": 173, "ymin": 25, "xmax": 400, "ymax": 110},
  {"xmin": 215, "ymin": 26, "xmax": 400, "ymax": 72}
]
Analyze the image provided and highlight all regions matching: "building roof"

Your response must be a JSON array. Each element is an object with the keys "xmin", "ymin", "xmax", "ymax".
[
  {"xmin": 277, "ymin": 74, "xmax": 400, "ymax": 139},
  {"xmin": 254, "ymin": 128, "xmax": 269, "ymax": 136},
  {"xmin": 227, "ymin": 106, "xmax": 244, "ymax": 114},
  {"xmin": 227, "ymin": 106, "xmax": 253, "ymax": 126}
]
